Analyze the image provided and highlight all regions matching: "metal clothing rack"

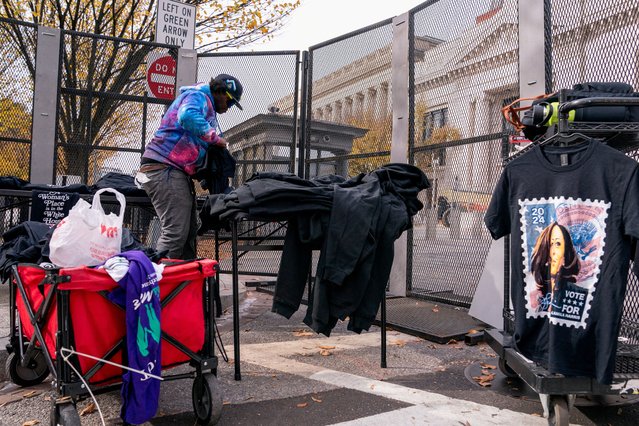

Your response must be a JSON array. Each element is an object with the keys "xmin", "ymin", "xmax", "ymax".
[
  {"xmin": 226, "ymin": 218, "xmax": 389, "ymax": 381},
  {"xmin": 486, "ymin": 93, "xmax": 639, "ymax": 424},
  {"xmin": 504, "ymin": 91, "xmax": 639, "ymax": 165}
]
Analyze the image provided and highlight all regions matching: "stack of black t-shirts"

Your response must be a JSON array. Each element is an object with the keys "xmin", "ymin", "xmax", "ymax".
[
  {"xmin": 198, "ymin": 163, "xmax": 430, "ymax": 336},
  {"xmin": 91, "ymin": 172, "xmax": 148, "ymax": 197}
]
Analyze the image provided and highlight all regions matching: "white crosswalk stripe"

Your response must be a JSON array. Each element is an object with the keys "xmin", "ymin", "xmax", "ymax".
[{"xmin": 233, "ymin": 332, "xmax": 549, "ymax": 426}]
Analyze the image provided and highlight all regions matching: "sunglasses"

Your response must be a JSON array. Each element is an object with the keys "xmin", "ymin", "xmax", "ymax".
[{"xmin": 226, "ymin": 91, "xmax": 237, "ymax": 108}]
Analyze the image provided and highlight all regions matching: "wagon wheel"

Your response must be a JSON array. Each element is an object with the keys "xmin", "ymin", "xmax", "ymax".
[
  {"xmin": 547, "ymin": 395, "xmax": 570, "ymax": 426},
  {"xmin": 50, "ymin": 401, "xmax": 81, "ymax": 426},
  {"xmin": 498, "ymin": 357, "xmax": 518, "ymax": 379},
  {"xmin": 192, "ymin": 374, "xmax": 223, "ymax": 425},
  {"xmin": 5, "ymin": 348, "xmax": 50, "ymax": 387}
]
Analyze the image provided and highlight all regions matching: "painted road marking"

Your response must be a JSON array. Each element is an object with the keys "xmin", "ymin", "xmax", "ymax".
[{"xmin": 232, "ymin": 332, "xmax": 548, "ymax": 425}]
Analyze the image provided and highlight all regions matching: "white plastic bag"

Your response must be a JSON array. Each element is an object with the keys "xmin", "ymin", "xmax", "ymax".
[{"xmin": 49, "ymin": 188, "xmax": 127, "ymax": 267}]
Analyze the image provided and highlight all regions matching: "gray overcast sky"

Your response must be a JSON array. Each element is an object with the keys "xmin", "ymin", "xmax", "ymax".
[{"xmin": 248, "ymin": 0, "xmax": 428, "ymax": 52}]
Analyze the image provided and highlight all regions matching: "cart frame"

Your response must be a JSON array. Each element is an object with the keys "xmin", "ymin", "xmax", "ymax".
[{"xmin": 5, "ymin": 259, "xmax": 224, "ymax": 425}]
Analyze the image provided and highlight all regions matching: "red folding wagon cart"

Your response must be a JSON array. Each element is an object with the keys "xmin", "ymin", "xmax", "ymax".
[{"xmin": 4, "ymin": 258, "xmax": 223, "ymax": 425}]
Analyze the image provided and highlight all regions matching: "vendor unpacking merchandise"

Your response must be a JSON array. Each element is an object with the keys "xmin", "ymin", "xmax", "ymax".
[{"xmin": 136, "ymin": 74, "xmax": 243, "ymax": 260}]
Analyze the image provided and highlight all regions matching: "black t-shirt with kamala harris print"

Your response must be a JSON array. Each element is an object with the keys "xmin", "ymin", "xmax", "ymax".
[{"xmin": 484, "ymin": 138, "xmax": 639, "ymax": 384}]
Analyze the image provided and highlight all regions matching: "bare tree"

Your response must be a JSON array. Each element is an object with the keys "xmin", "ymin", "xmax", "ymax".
[{"xmin": 0, "ymin": 0, "xmax": 301, "ymax": 177}]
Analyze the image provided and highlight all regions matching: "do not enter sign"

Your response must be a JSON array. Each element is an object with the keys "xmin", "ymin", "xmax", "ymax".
[{"xmin": 147, "ymin": 55, "xmax": 176, "ymax": 100}]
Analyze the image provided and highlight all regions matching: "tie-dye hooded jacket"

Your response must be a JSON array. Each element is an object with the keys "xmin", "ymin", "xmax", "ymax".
[{"xmin": 142, "ymin": 83, "xmax": 222, "ymax": 176}]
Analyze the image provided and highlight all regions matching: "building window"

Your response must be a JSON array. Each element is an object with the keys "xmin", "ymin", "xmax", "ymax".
[
  {"xmin": 423, "ymin": 108, "xmax": 448, "ymax": 140},
  {"xmin": 423, "ymin": 107, "xmax": 448, "ymax": 166}
]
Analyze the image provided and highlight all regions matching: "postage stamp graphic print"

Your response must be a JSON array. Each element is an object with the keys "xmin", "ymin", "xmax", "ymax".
[{"xmin": 518, "ymin": 197, "xmax": 610, "ymax": 328}]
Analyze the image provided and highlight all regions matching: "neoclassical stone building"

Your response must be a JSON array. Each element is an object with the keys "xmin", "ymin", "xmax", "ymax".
[{"xmin": 272, "ymin": 0, "xmax": 638, "ymax": 198}]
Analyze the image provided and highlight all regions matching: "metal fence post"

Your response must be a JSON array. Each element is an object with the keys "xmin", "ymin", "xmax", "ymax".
[
  {"xmin": 518, "ymin": 0, "xmax": 547, "ymax": 103},
  {"xmin": 176, "ymin": 48, "xmax": 198, "ymax": 88},
  {"xmin": 298, "ymin": 51, "xmax": 309, "ymax": 178},
  {"xmin": 388, "ymin": 12, "xmax": 410, "ymax": 297},
  {"xmin": 30, "ymin": 26, "xmax": 61, "ymax": 184}
]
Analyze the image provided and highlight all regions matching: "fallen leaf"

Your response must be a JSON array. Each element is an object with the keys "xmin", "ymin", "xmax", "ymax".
[
  {"xmin": 22, "ymin": 421, "xmax": 39, "ymax": 426},
  {"xmin": 480, "ymin": 362, "xmax": 497, "ymax": 370},
  {"xmin": 319, "ymin": 349, "xmax": 332, "ymax": 356},
  {"xmin": 390, "ymin": 339, "xmax": 406, "ymax": 347},
  {"xmin": 458, "ymin": 421, "xmax": 471, "ymax": 426},
  {"xmin": 311, "ymin": 396, "xmax": 322, "ymax": 403},
  {"xmin": 531, "ymin": 413, "xmax": 542, "ymax": 417},
  {"xmin": 80, "ymin": 403, "xmax": 96, "ymax": 416},
  {"xmin": 468, "ymin": 329, "xmax": 479, "ymax": 334},
  {"xmin": 244, "ymin": 328, "xmax": 251, "ymax": 332},
  {"xmin": 22, "ymin": 391, "xmax": 40, "ymax": 398},
  {"xmin": 427, "ymin": 344, "xmax": 437, "ymax": 349},
  {"xmin": 472, "ymin": 372, "xmax": 495, "ymax": 387},
  {"xmin": 223, "ymin": 401, "xmax": 231, "ymax": 405},
  {"xmin": 432, "ymin": 307, "xmax": 439, "ymax": 313},
  {"xmin": 296, "ymin": 402, "xmax": 308, "ymax": 408},
  {"xmin": 446, "ymin": 339, "xmax": 458, "ymax": 345},
  {"xmin": 43, "ymin": 396, "xmax": 51, "ymax": 401},
  {"xmin": 294, "ymin": 330, "xmax": 314, "ymax": 337},
  {"xmin": 318, "ymin": 345, "xmax": 336, "ymax": 350},
  {"xmin": 370, "ymin": 384, "xmax": 376, "ymax": 390}
]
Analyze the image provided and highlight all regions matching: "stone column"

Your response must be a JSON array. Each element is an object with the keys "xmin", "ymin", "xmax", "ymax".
[
  {"xmin": 355, "ymin": 92, "xmax": 365, "ymax": 120},
  {"xmin": 324, "ymin": 105, "xmax": 333, "ymax": 122},
  {"xmin": 366, "ymin": 87, "xmax": 377, "ymax": 119},
  {"xmin": 379, "ymin": 82, "xmax": 389, "ymax": 120},
  {"xmin": 344, "ymin": 97, "xmax": 353, "ymax": 121},
  {"xmin": 334, "ymin": 101, "xmax": 343, "ymax": 123}
]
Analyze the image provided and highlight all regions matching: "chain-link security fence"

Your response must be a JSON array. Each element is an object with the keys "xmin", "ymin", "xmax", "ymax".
[
  {"xmin": 1, "ymin": 0, "xmax": 639, "ymax": 320},
  {"xmin": 549, "ymin": 0, "xmax": 639, "ymax": 92},
  {"xmin": 549, "ymin": 0, "xmax": 639, "ymax": 369},
  {"xmin": 0, "ymin": 18, "xmax": 39, "ymax": 236},
  {"xmin": 406, "ymin": 0, "xmax": 518, "ymax": 306},
  {"xmin": 306, "ymin": 20, "xmax": 393, "ymax": 179},
  {"xmin": 0, "ymin": 18, "xmax": 37, "ymax": 181},
  {"xmin": 196, "ymin": 52, "xmax": 300, "ymax": 276},
  {"xmin": 56, "ymin": 30, "xmax": 175, "ymax": 185}
]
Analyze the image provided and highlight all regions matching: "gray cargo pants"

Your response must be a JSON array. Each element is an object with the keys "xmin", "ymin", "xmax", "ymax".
[{"xmin": 140, "ymin": 165, "xmax": 198, "ymax": 260}]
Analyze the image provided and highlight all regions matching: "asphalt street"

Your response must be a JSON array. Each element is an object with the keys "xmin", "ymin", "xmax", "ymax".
[{"xmin": 2, "ymin": 283, "xmax": 639, "ymax": 425}]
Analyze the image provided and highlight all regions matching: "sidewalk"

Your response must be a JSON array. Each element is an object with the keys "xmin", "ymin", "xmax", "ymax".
[{"xmin": 2, "ymin": 280, "xmax": 639, "ymax": 425}]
